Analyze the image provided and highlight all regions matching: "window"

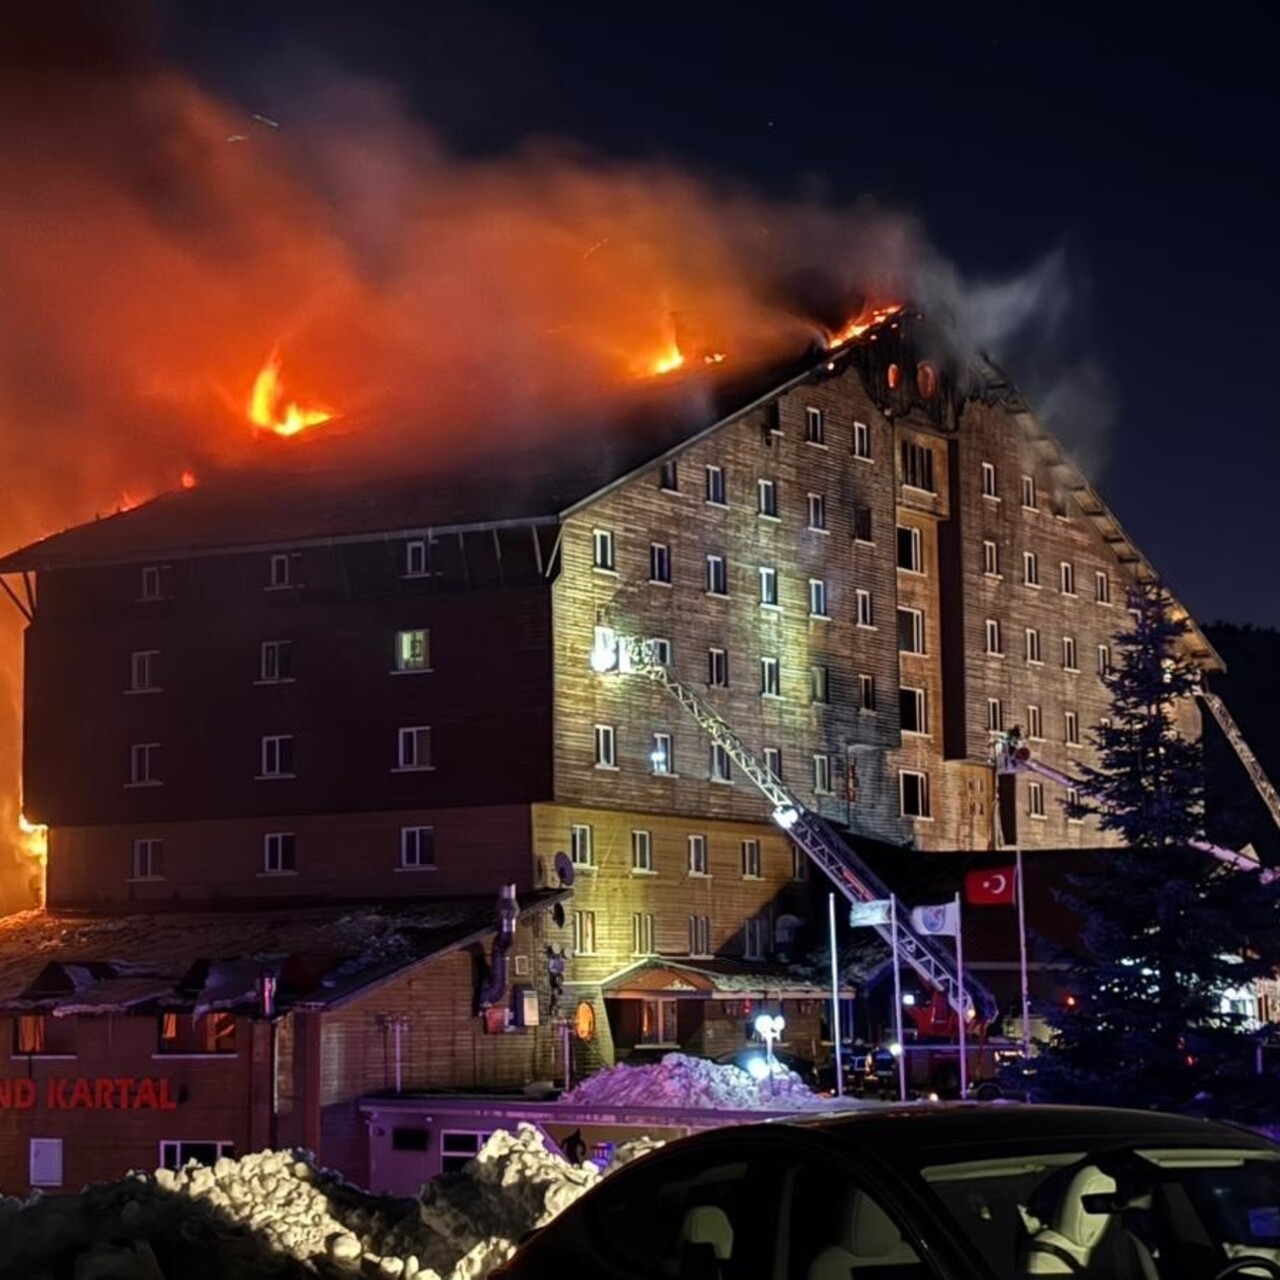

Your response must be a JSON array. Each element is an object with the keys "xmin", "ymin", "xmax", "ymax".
[
  {"xmin": 1062, "ymin": 635, "xmax": 1079, "ymax": 671},
  {"xmin": 900, "ymin": 770, "xmax": 931, "ymax": 818},
  {"xmin": 984, "ymin": 619, "xmax": 1002, "ymax": 655},
  {"xmin": 404, "ymin": 539, "xmax": 427, "ymax": 577},
  {"xmin": 573, "ymin": 910, "xmax": 597, "ymax": 956},
  {"xmin": 639, "ymin": 996, "xmax": 678, "ymax": 1045},
  {"xmin": 1025, "ymin": 628, "xmax": 1042, "ymax": 664},
  {"xmin": 981, "ymin": 461, "xmax": 998, "ymax": 499},
  {"xmin": 260, "ymin": 734, "xmax": 294, "ymax": 778},
  {"xmin": 896, "ymin": 526, "xmax": 922, "ymax": 572},
  {"xmin": 440, "ymin": 1132, "xmax": 486, "ymax": 1175},
  {"xmin": 761, "ymin": 656, "xmax": 780, "ymax": 697},
  {"xmin": 260, "ymin": 639, "xmax": 293, "ymax": 682},
  {"xmin": 262, "ymin": 832, "xmax": 296, "ymax": 874},
  {"xmin": 1060, "ymin": 561, "xmax": 1076, "ymax": 595},
  {"xmin": 1027, "ymin": 704, "xmax": 1043, "ymax": 740},
  {"xmin": 160, "ymin": 1141, "xmax": 235, "ymax": 1172},
  {"xmin": 710, "ymin": 743, "xmax": 732, "ymax": 783},
  {"xmin": 571, "ymin": 824, "xmax": 594, "ymax": 867},
  {"xmin": 707, "ymin": 648, "xmax": 728, "ymax": 686},
  {"xmin": 1098, "ymin": 643, "xmax": 1112, "ymax": 676},
  {"xmin": 853, "ymin": 419, "xmax": 871, "ymax": 459},
  {"xmin": 129, "ymin": 650, "xmax": 159, "ymax": 692},
  {"xmin": 791, "ymin": 845, "xmax": 809, "ymax": 880},
  {"xmin": 395, "ymin": 629, "xmax": 430, "ymax": 672},
  {"xmin": 808, "ymin": 578, "xmax": 828, "ymax": 618},
  {"xmin": 1065, "ymin": 710, "xmax": 1081, "ymax": 745},
  {"xmin": 269, "ymin": 553, "xmax": 292, "ymax": 588},
  {"xmin": 855, "ymin": 588, "xmax": 874, "ymax": 628},
  {"xmin": 901, "ymin": 440, "xmax": 935, "ymax": 492},
  {"xmin": 858, "ymin": 673, "xmax": 877, "ymax": 711},
  {"xmin": 1095, "ymin": 570, "xmax": 1111, "ymax": 604},
  {"xmin": 764, "ymin": 746, "xmax": 783, "ymax": 780},
  {"xmin": 15, "ymin": 1014, "xmax": 75, "ymax": 1056},
  {"xmin": 128, "ymin": 742, "xmax": 160, "ymax": 786},
  {"xmin": 632, "ymin": 912, "xmax": 656, "ymax": 956},
  {"xmin": 29, "ymin": 1139, "xmax": 63, "ymax": 1189},
  {"xmin": 391, "ymin": 1127, "xmax": 429, "ymax": 1152},
  {"xmin": 757, "ymin": 478, "xmax": 778, "ymax": 517},
  {"xmin": 650, "ymin": 732, "xmax": 673, "ymax": 775},
  {"xmin": 631, "ymin": 830, "xmax": 653, "ymax": 873},
  {"xmin": 706, "ymin": 554, "xmax": 728, "ymax": 595},
  {"xmin": 594, "ymin": 724, "xmax": 617, "ymax": 768},
  {"xmin": 140, "ymin": 566, "xmax": 162, "ymax": 600},
  {"xmin": 592, "ymin": 528, "xmax": 615, "ymax": 571},
  {"xmin": 982, "ymin": 540, "xmax": 999, "ymax": 576},
  {"xmin": 1028, "ymin": 781, "xmax": 1046, "ymax": 819},
  {"xmin": 131, "ymin": 837, "xmax": 164, "ymax": 880},
  {"xmin": 853, "ymin": 505, "xmax": 873, "ymax": 542},
  {"xmin": 810, "ymin": 664, "xmax": 830, "ymax": 705},
  {"xmin": 687, "ymin": 834, "xmax": 708, "ymax": 876},
  {"xmin": 158, "ymin": 1009, "xmax": 238, "ymax": 1055},
  {"xmin": 649, "ymin": 542, "xmax": 671, "ymax": 584},
  {"xmin": 1066, "ymin": 787, "xmax": 1085, "ymax": 822},
  {"xmin": 805, "ymin": 406, "xmax": 825, "ymax": 444},
  {"xmin": 740, "ymin": 839, "xmax": 762, "ymax": 879},
  {"xmin": 659, "ymin": 460, "xmax": 679, "ymax": 491},
  {"xmin": 1020, "ymin": 474, "xmax": 1037, "ymax": 509},
  {"xmin": 397, "ymin": 725, "xmax": 432, "ymax": 770},
  {"xmin": 1023, "ymin": 551, "xmax": 1040, "ymax": 587},
  {"xmin": 813, "ymin": 753, "xmax": 833, "ymax": 794},
  {"xmin": 643, "ymin": 637, "xmax": 670, "ymax": 667},
  {"xmin": 705, "ymin": 465, "xmax": 727, "ymax": 505},
  {"xmin": 899, "ymin": 607, "xmax": 925, "ymax": 654},
  {"xmin": 901, "ymin": 686, "xmax": 927, "ymax": 734},
  {"xmin": 986, "ymin": 698, "xmax": 1003, "ymax": 733},
  {"xmin": 689, "ymin": 915, "xmax": 712, "ymax": 957},
  {"xmin": 400, "ymin": 826, "xmax": 435, "ymax": 869},
  {"xmin": 759, "ymin": 566, "xmax": 778, "ymax": 607},
  {"xmin": 743, "ymin": 916, "xmax": 767, "ymax": 961},
  {"xmin": 807, "ymin": 492, "xmax": 827, "ymax": 531}
]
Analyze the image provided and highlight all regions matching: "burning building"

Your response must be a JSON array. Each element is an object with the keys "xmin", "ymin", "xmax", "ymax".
[{"xmin": 0, "ymin": 311, "xmax": 1223, "ymax": 1192}]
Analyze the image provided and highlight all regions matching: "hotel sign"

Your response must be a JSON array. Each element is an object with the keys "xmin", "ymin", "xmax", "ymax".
[{"xmin": 0, "ymin": 1077, "xmax": 179, "ymax": 1110}]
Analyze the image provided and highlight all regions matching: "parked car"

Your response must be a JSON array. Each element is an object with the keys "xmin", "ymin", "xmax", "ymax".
[{"xmin": 493, "ymin": 1104, "xmax": 1280, "ymax": 1279}]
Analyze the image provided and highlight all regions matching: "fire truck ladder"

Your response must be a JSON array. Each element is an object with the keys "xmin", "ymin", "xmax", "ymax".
[
  {"xmin": 594, "ymin": 633, "xmax": 999, "ymax": 1025},
  {"xmin": 1195, "ymin": 686, "xmax": 1280, "ymax": 842}
]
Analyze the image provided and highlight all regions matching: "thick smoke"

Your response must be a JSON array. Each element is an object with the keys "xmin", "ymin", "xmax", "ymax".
[{"xmin": 0, "ymin": 9, "xmax": 1088, "ymax": 909}]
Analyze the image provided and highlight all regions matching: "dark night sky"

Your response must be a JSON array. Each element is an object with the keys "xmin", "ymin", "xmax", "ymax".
[{"xmin": 163, "ymin": 2, "xmax": 1278, "ymax": 627}]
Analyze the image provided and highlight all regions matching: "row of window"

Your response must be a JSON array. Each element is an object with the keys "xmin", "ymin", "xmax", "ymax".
[
  {"xmin": 126, "ymin": 727, "xmax": 433, "ymax": 786},
  {"xmin": 980, "ymin": 544, "xmax": 1112, "ymax": 603},
  {"xmin": 14, "ymin": 1010, "xmax": 237, "ymax": 1058},
  {"xmin": 569, "ymin": 826, "xmax": 791, "ymax": 879},
  {"xmin": 980, "ymin": 461, "xmax": 1067, "ymax": 516},
  {"xmin": 127, "ymin": 826, "xmax": 436, "ymax": 880},
  {"xmin": 981, "ymin": 622, "xmax": 1112, "ymax": 673},
  {"xmin": 126, "ymin": 630, "xmax": 430, "ymax": 694},
  {"xmin": 984, "ymin": 701, "xmax": 1091, "ymax": 747},
  {"xmin": 572, "ymin": 909, "xmax": 766, "ymax": 961}
]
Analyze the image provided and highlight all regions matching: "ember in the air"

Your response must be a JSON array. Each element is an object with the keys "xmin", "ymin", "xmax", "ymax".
[{"xmin": 247, "ymin": 352, "xmax": 333, "ymax": 438}]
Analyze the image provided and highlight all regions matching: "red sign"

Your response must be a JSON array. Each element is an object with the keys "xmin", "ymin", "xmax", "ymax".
[
  {"xmin": 0, "ymin": 1077, "xmax": 179, "ymax": 1111},
  {"xmin": 964, "ymin": 866, "xmax": 1017, "ymax": 906}
]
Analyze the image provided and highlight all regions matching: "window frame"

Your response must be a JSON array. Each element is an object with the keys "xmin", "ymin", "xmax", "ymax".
[
  {"xmin": 759, "ymin": 565, "xmax": 779, "ymax": 607},
  {"xmin": 404, "ymin": 539, "xmax": 427, "ymax": 578},
  {"xmin": 813, "ymin": 753, "xmax": 833, "ymax": 795},
  {"xmin": 853, "ymin": 419, "xmax": 871, "ymax": 460},
  {"xmin": 858, "ymin": 673, "xmax": 877, "ymax": 711},
  {"xmin": 399, "ymin": 825, "xmax": 436, "ymax": 870},
  {"xmin": 1023, "ymin": 550, "xmax": 1040, "ymax": 588},
  {"xmin": 687, "ymin": 834, "xmax": 709, "ymax": 877},
  {"xmin": 650, "ymin": 732, "xmax": 673, "ymax": 775},
  {"xmin": 984, "ymin": 618, "xmax": 1002, "ymax": 656},
  {"xmin": 710, "ymin": 742, "xmax": 733, "ymax": 783},
  {"xmin": 760, "ymin": 656, "xmax": 781, "ymax": 698},
  {"xmin": 591, "ymin": 528, "xmax": 616, "ymax": 572},
  {"xmin": 259, "ymin": 639, "xmax": 294, "ymax": 683},
  {"xmin": 986, "ymin": 697, "xmax": 1003, "ymax": 733},
  {"xmin": 394, "ymin": 628, "xmax": 430, "ymax": 673},
  {"xmin": 1020, "ymin": 474, "xmax": 1037, "ymax": 510},
  {"xmin": 707, "ymin": 647, "xmax": 728, "ymax": 687},
  {"xmin": 855, "ymin": 588, "xmax": 874, "ymax": 628},
  {"xmin": 757, "ymin": 478, "xmax": 778, "ymax": 519},
  {"xmin": 896, "ymin": 525, "xmax": 923, "ymax": 573},
  {"xmin": 705, "ymin": 464, "xmax": 727, "ymax": 506},
  {"xmin": 982, "ymin": 540, "xmax": 999, "ymax": 577},
  {"xmin": 396, "ymin": 724, "xmax": 432, "ymax": 771},
  {"xmin": 631, "ymin": 829, "xmax": 653, "ymax": 874},
  {"xmin": 131, "ymin": 836, "xmax": 164, "ymax": 881},
  {"xmin": 899, "ymin": 606, "xmax": 926, "ymax": 655},
  {"xmin": 806, "ymin": 492, "xmax": 828, "ymax": 532},
  {"xmin": 262, "ymin": 832, "xmax": 296, "ymax": 875},
  {"xmin": 259, "ymin": 733, "xmax": 295, "ymax": 779},
  {"xmin": 593, "ymin": 723, "xmax": 618, "ymax": 769},
  {"xmin": 900, "ymin": 770, "xmax": 931, "ymax": 819},
  {"xmin": 980, "ymin": 461, "xmax": 998, "ymax": 499},
  {"xmin": 901, "ymin": 440, "xmax": 936, "ymax": 493},
  {"xmin": 808, "ymin": 577, "xmax": 829, "ymax": 619},
  {"xmin": 901, "ymin": 686, "xmax": 928, "ymax": 735},
  {"xmin": 740, "ymin": 839, "xmax": 762, "ymax": 879},
  {"xmin": 128, "ymin": 649, "xmax": 160, "ymax": 693},
  {"xmin": 570, "ymin": 823, "xmax": 594, "ymax": 868},
  {"xmin": 706, "ymin": 554, "xmax": 728, "ymax": 596},
  {"xmin": 1060, "ymin": 561, "xmax": 1076, "ymax": 596},
  {"xmin": 804, "ymin": 406, "xmax": 826, "ymax": 446},
  {"xmin": 128, "ymin": 741, "xmax": 160, "ymax": 787},
  {"xmin": 648, "ymin": 542, "xmax": 672, "ymax": 585},
  {"xmin": 1062, "ymin": 635, "xmax": 1079, "ymax": 672},
  {"xmin": 1025, "ymin": 627, "xmax": 1043, "ymax": 665}
]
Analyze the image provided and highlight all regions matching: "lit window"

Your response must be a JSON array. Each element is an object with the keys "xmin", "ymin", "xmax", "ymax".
[
  {"xmin": 129, "ymin": 650, "xmax": 159, "ymax": 692},
  {"xmin": 632, "ymin": 912, "xmax": 656, "ymax": 956},
  {"xmin": 764, "ymin": 746, "xmax": 783, "ymax": 780},
  {"xmin": 707, "ymin": 648, "xmax": 728, "ymax": 687},
  {"xmin": 901, "ymin": 687, "xmax": 927, "ymax": 734},
  {"xmin": 594, "ymin": 724, "xmax": 617, "ymax": 768},
  {"xmin": 649, "ymin": 542, "xmax": 671, "ymax": 584},
  {"xmin": 761, "ymin": 656, "xmax": 781, "ymax": 697},
  {"xmin": 1023, "ymin": 551, "xmax": 1040, "ymax": 587},
  {"xmin": 260, "ymin": 734, "xmax": 294, "ymax": 778},
  {"xmin": 858, "ymin": 674, "xmax": 877, "ymax": 711},
  {"xmin": 897, "ymin": 526, "xmax": 923, "ymax": 572},
  {"xmin": 916, "ymin": 362, "xmax": 937, "ymax": 398},
  {"xmin": 805, "ymin": 406, "xmax": 825, "ymax": 445},
  {"xmin": 984, "ymin": 619, "xmax": 1002, "ymax": 656},
  {"xmin": 982, "ymin": 540, "xmax": 999, "ymax": 576},
  {"xmin": 269, "ymin": 554, "xmax": 292, "ymax": 589},
  {"xmin": 900, "ymin": 771, "xmax": 931, "ymax": 818},
  {"xmin": 856, "ymin": 588, "xmax": 874, "ymax": 628},
  {"xmin": 688, "ymin": 834, "xmax": 708, "ymax": 876},
  {"xmin": 631, "ymin": 830, "xmax": 653, "ymax": 873},
  {"xmin": 260, "ymin": 639, "xmax": 293, "ymax": 682},
  {"xmin": 710, "ymin": 743, "xmax": 732, "ymax": 783},
  {"xmin": 639, "ymin": 995, "xmax": 677, "ymax": 1043},
  {"xmin": 899, "ymin": 608, "xmax": 925, "ymax": 654},
  {"xmin": 1020, "ymin": 475, "xmax": 1036, "ymax": 509},
  {"xmin": 400, "ymin": 826, "xmax": 435, "ymax": 869},
  {"xmin": 759, "ymin": 566, "xmax": 779, "ymax": 607},
  {"xmin": 395, "ymin": 629, "xmax": 430, "ymax": 672},
  {"xmin": 1065, "ymin": 711, "xmax": 1081, "ymax": 745},
  {"xmin": 986, "ymin": 698, "xmax": 1003, "ymax": 733},
  {"xmin": 397, "ymin": 725, "xmax": 432, "ymax": 770},
  {"xmin": 853, "ymin": 420, "xmax": 871, "ymax": 460},
  {"xmin": 809, "ymin": 578, "xmax": 829, "ymax": 618},
  {"xmin": 757, "ymin": 478, "xmax": 778, "ymax": 518},
  {"xmin": 1063, "ymin": 636, "xmax": 1079, "ymax": 671},
  {"xmin": 705, "ymin": 465, "xmax": 727, "ymax": 505},
  {"xmin": 1095, "ymin": 571, "xmax": 1111, "ymax": 604},
  {"xmin": 131, "ymin": 838, "xmax": 163, "ymax": 880},
  {"xmin": 1060, "ymin": 562, "xmax": 1076, "ymax": 595},
  {"xmin": 128, "ymin": 742, "xmax": 160, "ymax": 786},
  {"xmin": 573, "ymin": 910, "xmax": 597, "ymax": 956},
  {"xmin": 263, "ymin": 832, "xmax": 296, "ymax": 874},
  {"xmin": 807, "ymin": 492, "xmax": 827, "ymax": 531},
  {"xmin": 659, "ymin": 460, "xmax": 679, "ymax": 491},
  {"xmin": 689, "ymin": 915, "xmax": 712, "ymax": 957},
  {"xmin": 901, "ymin": 441, "xmax": 935, "ymax": 492},
  {"xmin": 140, "ymin": 566, "xmax": 162, "ymax": 600},
  {"xmin": 404, "ymin": 540, "xmax": 427, "ymax": 577},
  {"xmin": 706, "ymin": 555, "xmax": 728, "ymax": 595},
  {"xmin": 159, "ymin": 1010, "xmax": 236, "ymax": 1055},
  {"xmin": 981, "ymin": 462, "xmax": 998, "ymax": 499},
  {"xmin": 811, "ymin": 665, "xmax": 830, "ymax": 705},
  {"xmin": 591, "ymin": 529, "xmax": 615, "ymax": 571},
  {"xmin": 813, "ymin": 753, "xmax": 833, "ymax": 794},
  {"xmin": 650, "ymin": 732, "xmax": 673, "ymax": 775},
  {"xmin": 1028, "ymin": 781, "xmax": 1046, "ymax": 819},
  {"xmin": 571, "ymin": 824, "xmax": 594, "ymax": 867},
  {"xmin": 1025, "ymin": 628, "xmax": 1042, "ymax": 664},
  {"xmin": 740, "ymin": 839, "xmax": 761, "ymax": 879},
  {"xmin": 1027, "ymin": 705, "xmax": 1043, "ymax": 740}
]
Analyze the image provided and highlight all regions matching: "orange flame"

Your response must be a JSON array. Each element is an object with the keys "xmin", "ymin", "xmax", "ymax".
[
  {"xmin": 247, "ymin": 352, "xmax": 333, "ymax": 438},
  {"xmin": 180, "ymin": 469, "xmax": 198, "ymax": 490},
  {"xmin": 17, "ymin": 812, "xmax": 47, "ymax": 867},
  {"xmin": 827, "ymin": 303, "xmax": 905, "ymax": 349}
]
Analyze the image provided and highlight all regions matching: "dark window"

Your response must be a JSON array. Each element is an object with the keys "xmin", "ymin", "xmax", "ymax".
[
  {"xmin": 853, "ymin": 505, "xmax": 873, "ymax": 543},
  {"xmin": 901, "ymin": 441, "xmax": 935, "ymax": 492},
  {"xmin": 659, "ymin": 460, "xmax": 679, "ymax": 491},
  {"xmin": 391, "ymin": 1127, "xmax": 430, "ymax": 1152}
]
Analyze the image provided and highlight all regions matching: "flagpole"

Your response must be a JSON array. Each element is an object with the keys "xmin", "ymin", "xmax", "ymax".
[
  {"xmin": 891, "ymin": 894, "xmax": 906, "ymax": 1102},
  {"xmin": 829, "ymin": 892, "xmax": 844, "ymax": 1098},
  {"xmin": 955, "ymin": 891, "xmax": 968, "ymax": 1098},
  {"xmin": 1016, "ymin": 845, "xmax": 1031, "ymax": 1066}
]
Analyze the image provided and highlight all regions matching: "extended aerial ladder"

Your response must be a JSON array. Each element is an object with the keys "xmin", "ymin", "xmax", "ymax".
[
  {"xmin": 590, "ymin": 629, "xmax": 999, "ymax": 1026},
  {"xmin": 1195, "ymin": 685, "xmax": 1280, "ymax": 846}
]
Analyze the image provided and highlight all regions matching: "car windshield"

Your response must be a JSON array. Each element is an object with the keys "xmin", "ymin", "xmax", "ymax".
[{"xmin": 917, "ymin": 1143, "xmax": 1280, "ymax": 1280}]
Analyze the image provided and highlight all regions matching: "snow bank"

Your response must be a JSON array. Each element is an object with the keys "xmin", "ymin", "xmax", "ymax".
[{"xmin": 563, "ymin": 1050, "xmax": 825, "ymax": 1109}]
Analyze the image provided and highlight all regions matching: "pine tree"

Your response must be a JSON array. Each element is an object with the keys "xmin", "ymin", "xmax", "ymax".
[{"xmin": 1028, "ymin": 580, "xmax": 1280, "ymax": 1115}]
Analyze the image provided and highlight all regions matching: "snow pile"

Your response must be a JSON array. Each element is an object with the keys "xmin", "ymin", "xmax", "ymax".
[
  {"xmin": 0, "ymin": 1124, "xmax": 658, "ymax": 1279},
  {"xmin": 564, "ymin": 1050, "xmax": 824, "ymax": 1109}
]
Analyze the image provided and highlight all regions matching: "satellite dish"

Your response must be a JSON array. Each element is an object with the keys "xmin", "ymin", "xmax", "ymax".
[{"xmin": 554, "ymin": 851, "xmax": 575, "ymax": 888}]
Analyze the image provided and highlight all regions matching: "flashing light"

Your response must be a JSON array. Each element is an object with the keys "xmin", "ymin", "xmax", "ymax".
[
  {"xmin": 590, "ymin": 627, "xmax": 619, "ymax": 673},
  {"xmin": 888, "ymin": 1042, "xmax": 904, "ymax": 1058},
  {"xmin": 744, "ymin": 1055, "xmax": 770, "ymax": 1082},
  {"xmin": 650, "ymin": 747, "xmax": 668, "ymax": 771},
  {"xmin": 902, "ymin": 994, "xmax": 916, "ymax": 1007}
]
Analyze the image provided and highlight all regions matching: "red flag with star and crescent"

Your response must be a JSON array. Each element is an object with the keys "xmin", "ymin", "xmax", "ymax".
[{"xmin": 964, "ymin": 866, "xmax": 1017, "ymax": 906}]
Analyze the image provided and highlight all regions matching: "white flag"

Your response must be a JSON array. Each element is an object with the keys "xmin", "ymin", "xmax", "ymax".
[
  {"xmin": 909, "ymin": 901, "xmax": 960, "ymax": 937},
  {"xmin": 848, "ymin": 899, "xmax": 892, "ymax": 927}
]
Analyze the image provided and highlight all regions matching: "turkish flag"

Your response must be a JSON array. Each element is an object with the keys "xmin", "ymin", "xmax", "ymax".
[{"xmin": 965, "ymin": 866, "xmax": 1017, "ymax": 906}]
